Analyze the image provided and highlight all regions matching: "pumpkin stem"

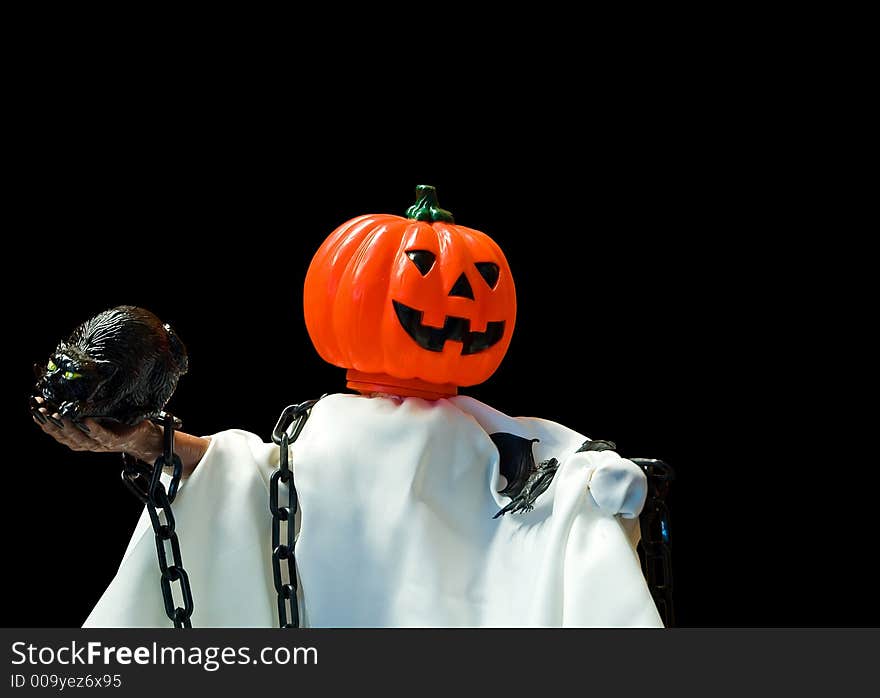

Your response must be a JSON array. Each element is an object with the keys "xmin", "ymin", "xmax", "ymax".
[{"xmin": 405, "ymin": 185, "xmax": 455, "ymax": 223}]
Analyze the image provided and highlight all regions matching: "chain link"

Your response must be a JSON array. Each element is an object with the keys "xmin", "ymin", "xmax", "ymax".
[
  {"xmin": 121, "ymin": 412, "xmax": 194, "ymax": 628},
  {"xmin": 269, "ymin": 399, "xmax": 320, "ymax": 628},
  {"xmin": 631, "ymin": 458, "xmax": 675, "ymax": 627}
]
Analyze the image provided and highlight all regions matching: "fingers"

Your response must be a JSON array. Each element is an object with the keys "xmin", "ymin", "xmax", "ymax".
[
  {"xmin": 30, "ymin": 396, "xmax": 55, "ymax": 426},
  {"xmin": 34, "ymin": 414, "xmax": 83, "ymax": 450},
  {"xmin": 31, "ymin": 398, "xmax": 160, "ymax": 460},
  {"xmin": 32, "ymin": 407, "xmax": 105, "ymax": 453}
]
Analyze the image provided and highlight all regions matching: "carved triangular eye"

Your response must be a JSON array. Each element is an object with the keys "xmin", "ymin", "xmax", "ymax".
[
  {"xmin": 407, "ymin": 250, "xmax": 436, "ymax": 276},
  {"xmin": 475, "ymin": 262, "xmax": 500, "ymax": 288}
]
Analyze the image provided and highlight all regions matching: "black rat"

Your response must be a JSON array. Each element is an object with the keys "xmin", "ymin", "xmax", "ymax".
[{"xmin": 31, "ymin": 305, "xmax": 188, "ymax": 431}]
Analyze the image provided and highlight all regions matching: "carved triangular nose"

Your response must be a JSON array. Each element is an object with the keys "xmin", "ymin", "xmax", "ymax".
[{"xmin": 449, "ymin": 273, "xmax": 474, "ymax": 300}]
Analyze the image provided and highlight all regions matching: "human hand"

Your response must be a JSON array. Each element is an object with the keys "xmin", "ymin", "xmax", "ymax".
[{"xmin": 31, "ymin": 396, "xmax": 162, "ymax": 462}]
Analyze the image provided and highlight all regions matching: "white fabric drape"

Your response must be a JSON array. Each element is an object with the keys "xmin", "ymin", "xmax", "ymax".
[{"xmin": 84, "ymin": 394, "xmax": 662, "ymax": 628}]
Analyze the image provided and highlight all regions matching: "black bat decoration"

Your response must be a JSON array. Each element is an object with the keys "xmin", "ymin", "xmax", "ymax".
[
  {"xmin": 490, "ymin": 434, "xmax": 618, "ymax": 518},
  {"xmin": 490, "ymin": 432, "xmax": 540, "ymax": 498},
  {"xmin": 31, "ymin": 305, "xmax": 188, "ymax": 431}
]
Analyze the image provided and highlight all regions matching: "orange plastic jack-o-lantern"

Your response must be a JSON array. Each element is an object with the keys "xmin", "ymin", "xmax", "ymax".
[{"xmin": 304, "ymin": 185, "xmax": 517, "ymax": 399}]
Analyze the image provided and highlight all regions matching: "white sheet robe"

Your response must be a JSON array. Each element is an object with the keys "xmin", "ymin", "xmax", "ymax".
[{"xmin": 84, "ymin": 394, "xmax": 663, "ymax": 628}]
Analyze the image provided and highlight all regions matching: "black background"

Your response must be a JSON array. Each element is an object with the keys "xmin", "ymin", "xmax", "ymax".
[{"xmin": 1, "ymin": 76, "xmax": 869, "ymax": 628}]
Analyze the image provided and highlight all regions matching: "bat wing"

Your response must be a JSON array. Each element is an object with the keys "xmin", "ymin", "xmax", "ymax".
[{"xmin": 489, "ymin": 432, "xmax": 539, "ymax": 498}]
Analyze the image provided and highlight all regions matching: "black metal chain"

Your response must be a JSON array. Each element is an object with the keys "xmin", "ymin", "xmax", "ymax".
[
  {"xmin": 631, "ymin": 458, "xmax": 675, "ymax": 627},
  {"xmin": 120, "ymin": 412, "xmax": 194, "ymax": 628},
  {"xmin": 269, "ymin": 399, "xmax": 320, "ymax": 628}
]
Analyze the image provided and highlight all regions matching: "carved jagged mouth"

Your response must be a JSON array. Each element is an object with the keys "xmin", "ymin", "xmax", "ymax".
[{"xmin": 392, "ymin": 300, "xmax": 505, "ymax": 355}]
